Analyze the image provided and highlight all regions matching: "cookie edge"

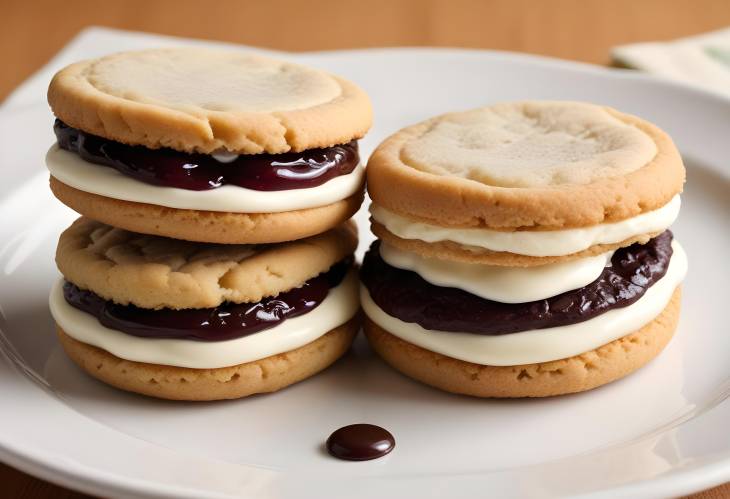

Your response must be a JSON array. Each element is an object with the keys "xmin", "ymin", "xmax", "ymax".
[
  {"xmin": 57, "ymin": 316, "xmax": 359, "ymax": 401},
  {"xmin": 56, "ymin": 216, "xmax": 358, "ymax": 309},
  {"xmin": 367, "ymin": 104, "xmax": 685, "ymax": 230},
  {"xmin": 372, "ymin": 220, "xmax": 661, "ymax": 267},
  {"xmin": 363, "ymin": 287, "xmax": 681, "ymax": 397},
  {"xmin": 50, "ymin": 176, "xmax": 364, "ymax": 245},
  {"xmin": 48, "ymin": 50, "xmax": 372, "ymax": 154}
]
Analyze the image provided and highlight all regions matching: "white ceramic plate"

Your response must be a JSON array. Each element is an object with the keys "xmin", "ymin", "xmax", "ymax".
[{"xmin": 1, "ymin": 28, "xmax": 729, "ymax": 499}]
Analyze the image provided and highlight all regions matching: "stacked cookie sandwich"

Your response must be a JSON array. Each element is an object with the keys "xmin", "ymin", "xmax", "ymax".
[
  {"xmin": 362, "ymin": 101, "xmax": 687, "ymax": 397},
  {"xmin": 47, "ymin": 48, "xmax": 371, "ymax": 400}
]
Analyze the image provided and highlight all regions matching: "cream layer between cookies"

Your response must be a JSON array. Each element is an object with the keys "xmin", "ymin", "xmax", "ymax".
[
  {"xmin": 361, "ymin": 240, "xmax": 687, "ymax": 366},
  {"xmin": 46, "ymin": 145, "xmax": 364, "ymax": 213},
  {"xmin": 50, "ymin": 270, "xmax": 359, "ymax": 369},
  {"xmin": 370, "ymin": 195, "xmax": 680, "ymax": 257},
  {"xmin": 379, "ymin": 242, "xmax": 612, "ymax": 303}
]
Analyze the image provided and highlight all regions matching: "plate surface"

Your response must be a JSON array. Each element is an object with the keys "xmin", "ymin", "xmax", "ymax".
[{"xmin": 1, "ymin": 27, "xmax": 729, "ymax": 499}]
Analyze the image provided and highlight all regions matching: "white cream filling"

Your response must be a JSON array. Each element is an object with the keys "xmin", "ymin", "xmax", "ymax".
[
  {"xmin": 46, "ymin": 145, "xmax": 364, "ymax": 214},
  {"xmin": 379, "ymin": 242, "xmax": 611, "ymax": 303},
  {"xmin": 211, "ymin": 150, "xmax": 240, "ymax": 163},
  {"xmin": 50, "ymin": 270, "xmax": 360, "ymax": 369},
  {"xmin": 362, "ymin": 241, "xmax": 687, "ymax": 366},
  {"xmin": 370, "ymin": 195, "xmax": 680, "ymax": 257}
]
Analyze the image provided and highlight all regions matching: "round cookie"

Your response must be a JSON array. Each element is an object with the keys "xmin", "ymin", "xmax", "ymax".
[
  {"xmin": 368, "ymin": 101, "xmax": 684, "ymax": 230},
  {"xmin": 46, "ymin": 48, "xmax": 371, "ymax": 243},
  {"xmin": 52, "ymin": 217, "xmax": 360, "ymax": 400},
  {"xmin": 364, "ymin": 288, "xmax": 680, "ymax": 398},
  {"xmin": 51, "ymin": 177, "xmax": 363, "ymax": 245},
  {"xmin": 56, "ymin": 216, "xmax": 358, "ymax": 309},
  {"xmin": 58, "ymin": 317, "xmax": 358, "ymax": 401},
  {"xmin": 48, "ymin": 48, "xmax": 372, "ymax": 154},
  {"xmin": 367, "ymin": 101, "xmax": 684, "ymax": 265},
  {"xmin": 362, "ymin": 101, "xmax": 686, "ymax": 397}
]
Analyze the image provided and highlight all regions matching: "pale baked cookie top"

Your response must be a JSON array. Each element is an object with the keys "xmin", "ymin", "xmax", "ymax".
[
  {"xmin": 402, "ymin": 102, "xmax": 657, "ymax": 187},
  {"xmin": 48, "ymin": 48, "xmax": 372, "ymax": 154},
  {"xmin": 56, "ymin": 217, "xmax": 357, "ymax": 310},
  {"xmin": 367, "ymin": 101, "xmax": 684, "ymax": 230}
]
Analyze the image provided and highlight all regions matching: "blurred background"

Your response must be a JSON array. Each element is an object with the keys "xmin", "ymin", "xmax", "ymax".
[
  {"xmin": 2, "ymin": 0, "xmax": 730, "ymax": 497},
  {"xmin": 4, "ymin": 0, "xmax": 730, "ymax": 101}
]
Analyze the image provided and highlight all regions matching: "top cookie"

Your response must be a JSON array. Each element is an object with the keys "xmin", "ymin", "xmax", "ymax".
[
  {"xmin": 56, "ymin": 217, "xmax": 357, "ymax": 310},
  {"xmin": 48, "ymin": 48, "xmax": 372, "ymax": 154},
  {"xmin": 367, "ymin": 101, "xmax": 685, "ymax": 230}
]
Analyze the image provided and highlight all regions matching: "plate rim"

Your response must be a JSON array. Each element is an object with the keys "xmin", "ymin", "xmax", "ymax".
[{"xmin": 1, "ymin": 29, "xmax": 730, "ymax": 499}]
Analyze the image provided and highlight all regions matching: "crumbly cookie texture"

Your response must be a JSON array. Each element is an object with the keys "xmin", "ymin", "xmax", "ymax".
[
  {"xmin": 57, "ymin": 317, "xmax": 358, "ymax": 401},
  {"xmin": 367, "ymin": 102, "xmax": 684, "ymax": 230},
  {"xmin": 50, "ymin": 176, "xmax": 363, "ymax": 245},
  {"xmin": 364, "ymin": 288, "xmax": 680, "ymax": 397},
  {"xmin": 56, "ymin": 217, "xmax": 357, "ymax": 310},
  {"xmin": 48, "ymin": 48, "xmax": 372, "ymax": 154},
  {"xmin": 372, "ymin": 221, "xmax": 660, "ymax": 267},
  {"xmin": 402, "ymin": 101, "xmax": 657, "ymax": 187}
]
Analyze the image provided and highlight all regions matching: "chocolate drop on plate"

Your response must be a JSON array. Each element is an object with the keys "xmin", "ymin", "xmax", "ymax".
[{"xmin": 326, "ymin": 424, "xmax": 395, "ymax": 461}]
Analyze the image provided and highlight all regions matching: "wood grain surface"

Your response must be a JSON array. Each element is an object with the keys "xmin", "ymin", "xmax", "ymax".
[{"xmin": 2, "ymin": 0, "xmax": 729, "ymax": 497}]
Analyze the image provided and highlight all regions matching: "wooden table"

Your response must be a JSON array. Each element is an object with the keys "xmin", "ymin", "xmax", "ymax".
[{"xmin": 2, "ymin": 0, "xmax": 729, "ymax": 497}]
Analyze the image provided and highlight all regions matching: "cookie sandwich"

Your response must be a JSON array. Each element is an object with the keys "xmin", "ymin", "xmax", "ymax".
[
  {"xmin": 46, "ymin": 48, "xmax": 371, "ymax": 244},
  {"xmin": 361, "ymin": 101, "xmax": 687, "ymax": 397},
  {"xmin": 50, "ymin": 218, "xmax": 360, "ymax": 400}
]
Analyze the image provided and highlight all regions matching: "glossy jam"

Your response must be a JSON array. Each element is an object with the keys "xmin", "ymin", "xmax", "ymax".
[
  {"xmin": 326, "ymin": 424, "xmax": 395, "ymax": 461},
  {"xmin": 64, "ymin": 261, "xmax": 349, "ymax": 341},
  {"xmin": 54, "ymin": 120, "xmax": 359, "ymax": 191},
  {"xmin": 361, "ymin": 232, "xmax": 673, "ymax": 335}
]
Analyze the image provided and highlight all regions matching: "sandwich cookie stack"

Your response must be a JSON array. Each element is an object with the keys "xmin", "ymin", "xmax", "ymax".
[
  {"xmin": 362, "ymin": 101, "xmax": 687, "ymax": 397},
  {"xmin": 46, "ymin": 48, "xmax": 370, "ymax": 400}
]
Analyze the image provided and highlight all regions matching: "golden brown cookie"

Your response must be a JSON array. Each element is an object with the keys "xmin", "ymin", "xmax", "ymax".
[
  {"xmin": 56, "ymin": 216, "xmax": 357, "ymax": 310},
  {"xmin": 48, "ymin": 48, "xmax": 372, "ymax": 154},
  {"xmin": 47, "ymin": 48, "xmax": 370, "ymax": 243},
  {"xmin": 58, "ymin": 317, "xmax": 359, "ymax": 401},
  {"xmin": 51, "ymin": 177, "xmax": 363, "ymax": 246},
  {"xmin": 364, "ymin": 288, "xmax": 681, "ymax": 398},
  {"xmin": 367, "ymin": 101, "xmax": 684, "ymax": 231}
]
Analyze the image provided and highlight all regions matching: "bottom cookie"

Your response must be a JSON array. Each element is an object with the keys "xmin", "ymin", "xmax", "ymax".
[
  {"xmin": 58, "ymin": 317, "xmax": 359, "ymax": 401},
  {"xmin": 50, "ymin": 176, "xmax": 364, "ymax": 244},
  {"xmin": 364, "ymin": 288, "xmax": 681, "ymax": 398}
]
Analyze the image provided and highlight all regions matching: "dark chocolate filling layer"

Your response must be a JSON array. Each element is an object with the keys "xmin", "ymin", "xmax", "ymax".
[
  {"xmin": 360, "ymin": 232, "xmax": 673, "ymax": 335},
  {"xmin": 64, "ymin": 260, "xmax": 349, "ymax": 341},
  {"xmin": 54, "ymin": 120, "xmax": 359, "ymax": 191}
]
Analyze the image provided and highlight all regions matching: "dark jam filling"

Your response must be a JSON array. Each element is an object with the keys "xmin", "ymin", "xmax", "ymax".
[
  {"xmin": 361, "ymin": 232, "xmax": 673, "ymax": 335},
  {"xmin": 54, "ymin": 120, "xmax": 359, "ymax": 191},
  {"xmin": 64, "ymin": 260, "xmax": 349, "ymax": 342}
]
